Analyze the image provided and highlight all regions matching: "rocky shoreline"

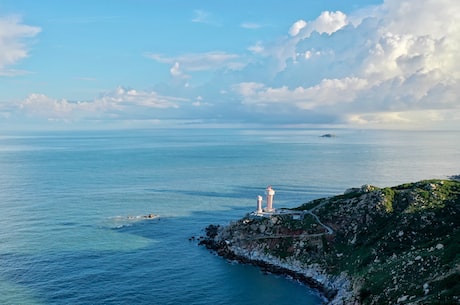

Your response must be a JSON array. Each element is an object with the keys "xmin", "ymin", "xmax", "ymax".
[
  {"xmin": 199, "ymin": 179, "xmax": 460, "ymax": 305},
  {"xmin": 199, "ymin": 224, "xmax": 356, "ymax": 304}
]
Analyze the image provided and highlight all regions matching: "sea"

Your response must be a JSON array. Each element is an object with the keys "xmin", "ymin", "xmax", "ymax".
[{"xmin": 0, "ymin": 128, "xmax": 459, "ymax": 305}]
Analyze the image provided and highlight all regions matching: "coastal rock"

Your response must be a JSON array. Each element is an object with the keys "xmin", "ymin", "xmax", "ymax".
[
  {"xmin": 258, "ymin": 224, "xmax": 266, "ymax": 233},
  {"xmin": 397, "ymin": 295, "xmax": 409, "ymax": 303},
  {"xmin": 200, "ymin": 179, "xmax": 460, "ymax": 305}
]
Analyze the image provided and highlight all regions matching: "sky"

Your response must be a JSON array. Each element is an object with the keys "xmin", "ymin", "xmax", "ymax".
[{"xmin": 0, "ymin": 0, "xmax": 459, "ymax": 131}]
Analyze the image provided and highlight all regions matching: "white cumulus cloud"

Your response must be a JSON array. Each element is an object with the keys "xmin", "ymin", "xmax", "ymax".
[
  {"xmin": 317, "ymin": 11, "xmax": 347, "ymax": 34},
  {"xmin": 235, "ymin": 77, "xmax": 368, "ymax": 109},
  {"xmin": 233, "ymin": 0, "xmax": 460, "ymax": 128},
  {"xmin": 5, "ymin": 0, "xmax": 460, "ymax": 130},
  {"xmin": 289, "ymin": 20, "xmax": 307, "ymax": 37}
]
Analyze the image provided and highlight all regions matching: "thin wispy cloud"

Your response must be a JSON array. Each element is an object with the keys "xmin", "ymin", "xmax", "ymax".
[
  {"xmin": 146, "ymin": 51, "xmax": 245, "ymax": 80},
  {"xmin": 191, "ymin": 9, "xmax": 220, "ymax": 26},
  {"xmin": 147, "ymin": 52, "xmax": 242, "ymax": 71},
  {"xmin": 241, "ymin": 22, "xmax": 263, "ymax": 29},
  {"xmin": 0, "ymin": 15, "xmax": 41, "ymax": 75},
  {"xmin": 0, "ymin": 68, "xmax": 33, "ymax": 77}
]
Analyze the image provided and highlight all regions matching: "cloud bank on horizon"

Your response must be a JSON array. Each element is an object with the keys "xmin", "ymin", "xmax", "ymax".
[{"xmin": 1, "ymin": 0, "xmax": 459, "ymax": 130}]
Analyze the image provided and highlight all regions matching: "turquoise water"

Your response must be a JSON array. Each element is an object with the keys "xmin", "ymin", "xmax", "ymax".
[{"xmin": 0, "ymin": 128, "xmax": 458, "ymax": 304}]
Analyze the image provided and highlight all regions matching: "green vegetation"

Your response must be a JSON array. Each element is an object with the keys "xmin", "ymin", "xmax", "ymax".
[
  {"xmin": 380, "ymin": 187, "xmax": 395, "ymax": 212},
  {"xmin": 233, "ymin": 179, "xmax": 460, "ymax": 304},
  {"xmin": 294, "ymin": 198, "xmax": 325, "ymax": 211},
  {"xmin": 269, "ymin": 237, "xmax": 294, "ymax": 259},
  {"xmin": 316, "ymin": 179, "xmax": 460, "ymax": 304},
  {"xmin": 276, "ymin": 214, "xmax": 318, "ymax": 231}
]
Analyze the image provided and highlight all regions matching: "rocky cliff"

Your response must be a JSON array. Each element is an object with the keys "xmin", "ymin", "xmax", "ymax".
[{"xmin": 200, "ymin": 179, "xmax": 460, "ymax": 305}]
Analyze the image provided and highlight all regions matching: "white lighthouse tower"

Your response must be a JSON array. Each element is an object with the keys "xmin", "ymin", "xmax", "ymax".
[
  {"xmin": 256, "ymin": 195, "xmax": 263, "ymax": 213},
  {"xmin": 265, "ymin": 185, "xmax": 275, "ymax": 212}
]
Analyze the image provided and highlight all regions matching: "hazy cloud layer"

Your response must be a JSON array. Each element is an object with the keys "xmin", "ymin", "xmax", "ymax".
[{"xmin": 14, "ymin": 88, "xmax": 188, "ymax": 122}]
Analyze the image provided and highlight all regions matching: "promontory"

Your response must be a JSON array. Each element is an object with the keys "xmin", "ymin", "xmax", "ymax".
[{"xmin": 200, "ymin": 179, "xmax": 460, "ymax": 304}]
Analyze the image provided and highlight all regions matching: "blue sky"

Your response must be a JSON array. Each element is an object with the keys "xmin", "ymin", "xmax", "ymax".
[{"xmin": 0, "ymin": 0, "xmax": 459, "ymax": 130}]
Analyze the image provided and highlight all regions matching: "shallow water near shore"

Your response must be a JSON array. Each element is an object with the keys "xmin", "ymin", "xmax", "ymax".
[{"xmin": 0, "ymin": 128, "xmax": 458, "ymax": 304}]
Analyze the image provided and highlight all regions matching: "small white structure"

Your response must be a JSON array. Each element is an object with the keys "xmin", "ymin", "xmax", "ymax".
[
  {"xmin": 256, "ymin": 195, "xmax": 263, "ymax": 213},
  {"xmin": 264, "ymin": 185, "xmax": 275, "ymax": 212}
]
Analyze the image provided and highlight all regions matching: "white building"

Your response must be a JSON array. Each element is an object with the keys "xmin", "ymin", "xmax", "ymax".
[
  {"xmin": 264, "ymin": 185, "xmax": 275, "ymax": 212},
  {"xmin": 256, "ymin": 195, "xmax": 263, "ymax": 213}
]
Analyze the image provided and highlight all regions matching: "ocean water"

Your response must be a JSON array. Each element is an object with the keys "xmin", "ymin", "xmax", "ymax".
[{"xmin": 0, "ymin": 128, "xmax": 458, "ymax": 305}]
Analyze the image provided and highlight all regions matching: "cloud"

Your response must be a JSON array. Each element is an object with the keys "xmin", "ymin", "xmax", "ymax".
[
  {"xmin": 0, "ymin": 15, "xmax": 41, "ymax": 75},
  {"xmin": 13, "ymin": 87, "xmax": 188, "ymax": 122},
  {"xmin": 140, "ymin": 0, "xmax": 460, "ymax": 129},
  {"xmin": 147, "ymin": 51, "xmax": 245, "ymax": 80},
  {"xmin": 289, "ymin": 20, "xmax": 307, "ymax": 37},
  {"xmin": 100, "ymin": 87, "xmax": 185, "ymax": 109},
  {"xmin": 287, "ymin": 11, "xmax": 348, "ymax": 41},
  {"xmin": 312, "ymin": 11, "xmax": 348, "ymax": 35},
  {"xmin": 248, "ymin": 42, "xmax": 265, "ymax": 54},
  {"xmin": 231, "ymin": 0, "xmax": 460, "ymax": 128},
  {"xmin": 5, "ymin": 0, "xmax": 460, "ymax": 130},
  {"xmin": 346, "ymin": 109, "xmax": 460, "ymax": 130},
  {"xmin": 252, "ymin": 11, "xmax": 349, "ymax": 73},
  {"xmin": 191, "ymin": 9, "xmax": 220, "ymax": 26},
  {"xmin": 234, "ymin": 77, "xmax": 368, "ymax": 109},
  {"xmin": 241, "ymin": 22, "xmax": 263, "ymax": 30},
  {"xmin": 148, "ymin": 52, "xmax": 243, "ymax": 71},
  {"xmin": 170, "ymin": 62, "xmax": 190, "ymax": 79}
]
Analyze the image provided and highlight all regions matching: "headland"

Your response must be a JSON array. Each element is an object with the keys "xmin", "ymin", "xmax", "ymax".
[{"xmin": 200, "ymin": 179, "xmax": 460, "ymax": 304}]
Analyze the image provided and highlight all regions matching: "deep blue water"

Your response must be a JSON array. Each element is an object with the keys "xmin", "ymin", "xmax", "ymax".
[{"xmin": 0, "ymin": 128, "xmax": 458, "ymax": 304}]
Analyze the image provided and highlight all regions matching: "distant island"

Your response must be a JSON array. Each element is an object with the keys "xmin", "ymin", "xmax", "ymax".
[
  {"xmin": 321, "ymin": 133, "xmax": 336, "ymax": 138},
  {"xmin": 200, "ymin": 179, "xmax": 460, "ymax": 304}
]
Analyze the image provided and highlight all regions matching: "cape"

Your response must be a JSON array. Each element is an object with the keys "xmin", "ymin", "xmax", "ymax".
[{"xmin": 200, "ymin": 179, "xmax": 460, "ymax": 305}]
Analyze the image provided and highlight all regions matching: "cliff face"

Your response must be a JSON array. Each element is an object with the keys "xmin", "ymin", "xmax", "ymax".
[{"xmin": 201, "ymin": 179, "xmax": 460, "ymax": 305}]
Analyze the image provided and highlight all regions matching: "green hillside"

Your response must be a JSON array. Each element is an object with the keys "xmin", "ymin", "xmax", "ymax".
[
  {"xmin": 297, "ymin": 179, "xmax": 460, "ymax": 304},
  {"xmin": 202, "ymin": 179, "xmax": 460, "ymax": 304}
]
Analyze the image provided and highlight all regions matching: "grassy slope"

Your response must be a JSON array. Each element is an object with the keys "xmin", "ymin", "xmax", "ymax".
[{"xmin": 290, "ymin": 179, "xmax": 460, "ymax": 304}]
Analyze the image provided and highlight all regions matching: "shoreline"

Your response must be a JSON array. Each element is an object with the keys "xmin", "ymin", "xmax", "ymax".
[{"xmin": 199, "ymin": 226, "xmax": 356, "ymax": 305}]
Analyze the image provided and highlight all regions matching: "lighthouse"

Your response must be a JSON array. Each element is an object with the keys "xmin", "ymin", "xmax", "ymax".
[
  {"xmin": 256, "ymin": 195, "xmax": 263, "ymax": 213},
  {"xmin": 265, "ymin": 185, "xmax": 275, "ymax": 212}
]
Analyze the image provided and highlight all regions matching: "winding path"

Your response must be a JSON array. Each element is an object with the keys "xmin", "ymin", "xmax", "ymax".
[{"xmin": 305, "ymin": 211, "xmax": 334, "ymax": 235}]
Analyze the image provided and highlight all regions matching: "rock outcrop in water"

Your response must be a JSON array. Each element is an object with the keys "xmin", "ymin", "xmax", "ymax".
[{"xmin": 200, "ymin": 179, "xmax": 460, "ymax": 304}]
